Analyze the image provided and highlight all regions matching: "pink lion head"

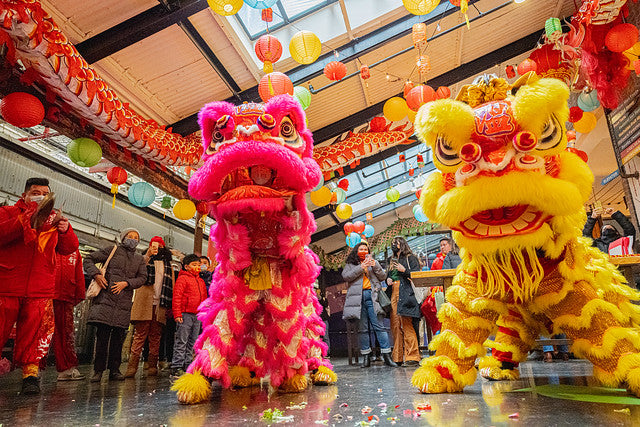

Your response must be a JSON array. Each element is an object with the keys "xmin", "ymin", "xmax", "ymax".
[{"xmin": 188, "ymin": 95, "xmax": 322, "ymax": 218}]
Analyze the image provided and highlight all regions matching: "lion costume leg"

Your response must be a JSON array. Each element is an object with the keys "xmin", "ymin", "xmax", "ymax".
[
  {"xmin": 479, "ymin": 305, "xmax": 542, "ymax": 381},
  {"xmin": 412, "ymin": 275, "xmax": 504, "ymax": 393}
]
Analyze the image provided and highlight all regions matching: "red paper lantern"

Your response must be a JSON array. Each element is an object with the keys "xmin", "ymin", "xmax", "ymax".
[
  {"xmin": 505, "ymin": 65, "xmax": 516, "ymax": 79},
  {"xmin": 415, "ymin": 189, "xmax": 422, "ymax": 199},
  {"xmin": 409, "ymin": 168, "xmax": 415, "ymax": 176},
  {"xmin": 106, "ymin": 166, "xmax": 128, "ymax": 209},
  {"xmin": 258, "ymin": 72, "xmax": 293, "ymax": 102},
  {"xmin": 568, "ymin": 106, "xmax": 584, "ymax": 123},
  {"xmin": 399, "ymin": 154, "xmax": 406, "ymax": 162},
  {"xmin": 360, "ymin": 65, "xmax": 370, "ymax": 80},
  {"xmin": 0, "ymin": 92, "xmax": 45, "ymax": 128},
  {"xmin": 528, "ymin": 43, "xmax": 574, "ymax": 85},
  {"xmin": 436, "ymin": 86, "xmax": 451, "ymax": 99},
  {"xmin": 324, "ymin": 61, "xmax": 347, "ymax": 81},
  {"xmin": 635, "ymin": 59, "xmax": 640, "ymax": 76},
  {"xmin": 255, "ymin": 35, "xmax": 282, "ymax": 73},
  {"xmin": 403, "ymin": 81, "xmax": 415, "ymax": 98},
  {"xmin": 196, "ymin": 201, "xmax": 209, "ymax": 216},
  {"xmin": 344, "ymin": 222, "xmax": 354, "ymax": 234},
  {"xmin": 605, "ymin": 23, "xmax": 639, "ymax": 53},
  {"xmin": 517, "ymin": 58, "xmax": 537, "ymax": 76},
  {"xmin": 566, "ymin": 129, "xmax": 576, "ymax": 142},
  {"xmin": 261, "ymin": 8, "xmax": 273, "ymax": 22},
  {"xmin": 353, "ymin": 221, "xmax": 366, "ymax": 234},
  {"xmin": 406, "ymin": 85, "xmax": 436, "ymax": 111},
  {"xmin": 338, "ymin": 179, "xmax": 349, "ymax": 191}
]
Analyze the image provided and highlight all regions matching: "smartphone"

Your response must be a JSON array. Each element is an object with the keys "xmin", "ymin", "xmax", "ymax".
[
  {"xmin": 151, "ymin": 241, "xmax": 159, "ymax": 251},
  {"xmin": 594, "ymin": 201, "xmax": 602, "ymax": 210}
]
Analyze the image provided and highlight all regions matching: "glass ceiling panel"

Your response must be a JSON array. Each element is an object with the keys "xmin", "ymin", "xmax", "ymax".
[
  {"xmin": 236, "ymin": 4, "xmax": 285, "ymax": 38},
  {"xmin": 280, "ymin": 0, "xmax": 329, "ymax": 18}
]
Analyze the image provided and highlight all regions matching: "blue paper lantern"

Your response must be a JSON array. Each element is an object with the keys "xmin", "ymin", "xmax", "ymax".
[
  {"xmin": 413, "ymin": 205, "xmax": 428, "ymax": 222},
  {"xmin": 128, "ymin": 182, "xmax": 156, "ymax": 208},
  {"xmin": 363, "ymin": 224, "xmax": 375, "ymax": 238},
  {"xmin": 346, "ymin": 232, "xmax": 362, "ymax": 248},
  {"xmin": 244, "ymin": 0, "xmax": 277, "ymax": 9},
  {"xmin": 335, "ymin": 188, "xmax": 347, "ymax": 204},
  {"xmin": 577, "ymin": 90, "xmax": 600, "ymax": 112}
]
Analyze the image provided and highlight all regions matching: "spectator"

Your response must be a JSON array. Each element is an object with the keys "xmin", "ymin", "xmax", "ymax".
[
  {"xmin": 52, "ymin": 249, "xmax": 86, "ymax": 381},
  {"xmin": 342, "ymin": 243, "xmax": 397, "ymax": 368},
  {"xmin": 432, "ymin": 237, "xmax": 461, "ymax": 270},
  {"xmin": 0, "ymin": 177, "xmax": 79, "ymax": 394},
  {"xmin": 84, "ymin": 228, "xmax": 147, "ymax": 383},
  {"xmin": 199, "ymin": 256, "xmax": 213, "ymax": 291},
  {"xmin": 124, "ymin": 236, "xmax": 174, "ymax": 378},
  {"xmin": 583, "ymin": 206, "xmax": 636, "ymax": 253},
  {"xmin": 159, "ymin": 262, "xmax": 180, "ymax": 371},
  {"xmin": 386, "ymin": 236, "xmax": 422, "ymax": 367},
  {"xmin": 171, "ymin": 254, "xmax": 207, "ymax": 377}
]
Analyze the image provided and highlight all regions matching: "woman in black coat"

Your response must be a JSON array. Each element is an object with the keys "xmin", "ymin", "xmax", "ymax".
[
  {"xmin": 386, "ymin": 236, "xmax": 422, "ymax": 366},
  {"xmin": 84, "ymin": 227, "xmax": 147, "ymax": 382}
]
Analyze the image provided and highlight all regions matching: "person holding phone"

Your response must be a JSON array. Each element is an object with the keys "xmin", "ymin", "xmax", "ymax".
[
  {"xmin": 386, "ymin": 237, "xmax": 422, "ymax": 367},
  {"xmin": 342, "ymin": 243, "xmax": 397, "ymax": 368}
]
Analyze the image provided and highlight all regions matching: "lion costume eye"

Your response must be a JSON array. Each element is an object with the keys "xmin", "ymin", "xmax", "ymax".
[
  {"xmin": 279, "ymin": 116, "xmax": 304, "ymax": 150},
  {"xmin": 435, "ymin": 135, "xmax": 462, "ymax": 167},
  {"xmin": 205, "ymin": 130, "xmax": 224, "ymax": 155},
  {"xmin": 536, "ymin": 114, "xmax": 563, "ymax": 151}
]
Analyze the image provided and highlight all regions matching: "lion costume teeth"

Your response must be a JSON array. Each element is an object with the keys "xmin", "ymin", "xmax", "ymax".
[{"xmin": 411, "ymin": 73, "xmax": 640, "ymax": 396}]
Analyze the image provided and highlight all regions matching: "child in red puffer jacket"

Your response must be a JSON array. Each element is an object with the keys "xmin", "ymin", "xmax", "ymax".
[{"xmin": 170, "ymin": 254, "xmax": 207, "ymax": 377}]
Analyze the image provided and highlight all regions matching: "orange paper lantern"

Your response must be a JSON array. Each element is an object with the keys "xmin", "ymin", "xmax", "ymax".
[
  {"xmin": 255, "ymin": 35, "xmax": 282, "ymax": 73},
  {"xmin": 258, "ymin": 72, "xmax": 293, "ymax": 102},
  {"xmin": 403, "ymin": 81, "xmax": 415, "ymax": 97},
  {"xmin": 324, "ymin": 61, "xmax": 347, "ymax": 81},
  {"xmin": 436, "ymin": 86, "xmax": 451, "ymax": 99},
  {"xmin": 605, "ymin": 23, "xmax": 639, "ymax": 53},
  {"xmin": 406, "ymin": 85, "xmax": 436, "ymax": 111},
  {"xmin": 360, "ymin": 65, "xmax": 370, "ymax": 80},
  {"xmin": 412, "ymin": 23, "xmax": 428, "ymax": 49},
  {"xmin": 517, "ymin": 58, "xmax": 537, "ymax": 76}
]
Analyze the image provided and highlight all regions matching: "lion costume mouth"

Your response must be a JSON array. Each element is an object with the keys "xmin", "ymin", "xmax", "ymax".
[
  {"xmin": 453, "ymin": 205, "xmax": 550, "ymax": 238},
  {"xmin": 212, "ymin": 166, "xmax": 296, "ymax": 204}
]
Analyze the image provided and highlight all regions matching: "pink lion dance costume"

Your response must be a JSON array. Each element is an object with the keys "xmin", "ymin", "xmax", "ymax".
[{"xmin": 171, "ymin": 95, "xmax": 337, "ymax": 404}]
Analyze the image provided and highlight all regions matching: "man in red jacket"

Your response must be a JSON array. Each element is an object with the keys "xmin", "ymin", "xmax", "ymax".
[{"xmin": 0, "ymin": 178, "xmax": 79, "ymax": 394}]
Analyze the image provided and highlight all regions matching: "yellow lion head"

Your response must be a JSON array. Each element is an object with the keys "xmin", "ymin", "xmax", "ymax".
[{"xmin": 415, "ymin": 73, "xmax": 594, "ymax": 300}]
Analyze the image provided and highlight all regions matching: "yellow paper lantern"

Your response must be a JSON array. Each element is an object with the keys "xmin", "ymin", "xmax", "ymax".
[
  {"xmin": 310, "ymin": 186, "xmax": 332, "ymax": 207},
  {"xmin": 173, "ymin": 199, "xmax": 197, "ymax": 220},
  {"xmin": 573, "ymin": 112, "xmax": 597, "ymax": 134},
  {"xmin": 407, "ymin": 109, "xmax": 417, "ymax": 122},
  {"xmin": 383, "ymin": 97, "xmax": 409, "ymax": 122},
  {"xmin": 335, "ymin": 203, "xmax": 353, "ymax": 219},
  {"xmin": 289, "ymin": 31, "xmax": 322, "ymax": 65},
  {"xmin": 623, "ymin": 42, "xmax": 640, "ymax": 71},
  {"xmin": 403, "ymin": 0, "xmax": 440, "ymax": 15},
  {"xmin": 207, "ymin": 0, "xmax": 243, "ymax": 16}
]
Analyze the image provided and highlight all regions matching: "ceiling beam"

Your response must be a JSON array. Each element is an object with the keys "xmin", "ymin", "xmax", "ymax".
[
  {"xmin": 75, "ymin": 0, "xmax": 209, "ymax": 64},
  {"xmin": 170, "ymin": 0, "xmax": 480, "ymax": 135}
]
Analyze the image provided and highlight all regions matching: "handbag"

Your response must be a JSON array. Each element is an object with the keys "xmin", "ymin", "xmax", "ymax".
[
  {"xmin": 86, "ymin": 245, "xmax": 118, "ymax": 299},
  {"xmin": 378, "ymin": 285, "xmax": 392, "ymax": 314}
]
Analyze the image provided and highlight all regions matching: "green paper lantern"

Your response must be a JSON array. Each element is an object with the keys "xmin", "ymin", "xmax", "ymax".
[
  {"xmin": 545, "ymin": 17, "xmax": 562, "ymax": 39},
  {"xmin": 293, "ymin": 86, "xmax": 312, "ymax": 110},
  {"xmin": 161, "ymin": 195, "xmax": 172, "ymax": 209},
  {"xmin": 67, "ymin": 137, "xmax": 102, "ymax": 167},
  {"xmin": 386, "ymin": 187, "xmax": 400, "ymax": 203},
  {"xmin": 128, "ymin": 182, "xmax": 156, "ymax": 208}
]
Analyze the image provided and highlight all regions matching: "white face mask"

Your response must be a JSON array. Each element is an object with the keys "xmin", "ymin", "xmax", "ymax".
[
  {"xmin": 200, "ymin": 264, "xmax": 208, "ymax": 271},
  {"xmin": 29, "ymin": 195, "xmax": 45, "ymax": 204}
]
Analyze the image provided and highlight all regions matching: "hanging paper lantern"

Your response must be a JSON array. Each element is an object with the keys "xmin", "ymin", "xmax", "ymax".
[
  {"xmin": 383, "ymin": 97, "xmax": 408, "ymax": 122},
  {"xmin": 577, "ymin": 90, "xmax": 600, "ymax": 112},
  {"xmin": 623, "ymin": 42, "xmax": 640, "ymax": 71},
  {"xmin": 196, "ymin": 201, "xmax": 209, "ymax": 216},
  {"xmin": 412, "ymin": 23, "xmax": 428, "ymax": 49},
  {"xmin": 262, "ymin": 8, "xmax": 273, "ymax": 21},
  {"xmin": 161, "ymin": 195, "xmax": 172, "ymax": 209},
  {"xmin": 0, "ymin": 92, "xmax": 45, "ymax": 128},
  {"xmin": 413, "ymin": 205, "xmax": 429, "ymax": 222},
  {"xmin": 545, "ymin": 17, "xmax": 562, "ymax": 41},
  {"xmin": 403, "ymin": 81, "xmax": 415, "ymax": 98},
  {"xmin": 346, "ymin": 232, "xmax": 361, "ymax": 248},
  {"xmin": 363, "ymin": 224, "xmax": 375, "ymax": 238},
  {"xmin": 254, "ymin": 34, "xmax": 282, "ymax": 73},
  {"xmin": 67, "ymin": 137, "xmax": 102, "ymax": 167},
  {"xmin": 399, "ymin": 154, "xmax": 406, "ymax": 163},
  {"xmin": 409, "ymin": 167, "xmax": 415, "ymax": 176},
  {"xmin": 312, "ymin": 174, "xmax": 324, "ymax": 192},
  {"xmin": 244, "ymin": 0, "xmax": 276, "ymax": 9},
  {"xmin": 566, "ymin": 129, "xmax": 576, "ymax": 142},
  {"xmin": 334, "ymin": 188, "xmax": 347, "ymax": 204},
  {"xmin": 174, "ymin": 199, "xmax": 196, "ymax": 220},
  {"xmin": 568, "ymin": 106, "xmax": 584, "ymax": 123},
  {"xmin": 344, "ymin": 222, "xmax": 354, "ymax": 234},
  {"xmin": 106, "ymin": 166, "xmax": 127, "ymax": 209},
  {"xmin": 528, "ymin": 44, "xmax": 574, "ymax": 85},
  {"xmin": 365, "ymin": 212, "xmax": 373, "ymax": 221},
  {"xmin": 635, "ymin": 59, "xmax": 640, "ymax": 77},
  {"xmin": 258, "ymin": 72, "xmax": 293, "ymax": 102},
  {"xmin": 310, "ymin": 186, "xmax": 332, "ymax": 207},
  {"xmin": 436, "ymin": 86, "xmax": 451, "ymax": 99},
  {"xmin": 407, "ymin": 109, "xmax": 417, "ymax": 123},
  {"xmin": 360, "ymin": 65, "xmax": 371, "ymax": 80},
  {"xmin": 324, "ymin": 61, "xmax": 347, "ymax": 81},
  {"xmin": 403, "ymin": 0, "xmax": 439, "ymax": 15},
  {"xmin": 335, "ymin": 203, "xmax": 353, "ymax": 219},
  {"xmin": 289, "ymin": 31, "xmax": 322, "ymax": 65},
  {"xmin": 605, "ymin": 23, "xmax": 639, "ymax": 53},
  {"xmin": 416, "ymin": 55, "xmax": 431, "ymax": 74},
  {"xmin": 337, "ymin": 178, "xmax": 349, "ymax": 191},
  {"xmin": 505, "ymin": 65, "xmax": 516, "ymax": 79},
  {"xmin": 573, "ymin": 112, "xmax": 597, "ymax": 134},
  {"xmin": 128, "ymin": 182, "xmax": 156, "ymax": 208},
  {"xmin": 415, "ymin": 189, "xmax": 422, "ymax": 199},
  {"xmin": 517, "ymin": 58, "xmax": 537, "ymax": 76},
  {"xmin": 207, "ymin": 0, "xmax": 243, "ymax": 16},
  {"xmin": 293, "ymin": 86, "xmax": 312, "ymax": 110},
  {"xmin": 352, "ymin": 221, "xmax": 366, "ymax": 234},
  {"xmin": 417, "ymin": 153, "xmax": 425, "ymax": 167},
  {"xmin": 406, "ymin": 85, "xmax": 436, "ymax": 111},
  {"xmin": 386, "ymin": 187, "xmax": 400, "ymax": 203}
]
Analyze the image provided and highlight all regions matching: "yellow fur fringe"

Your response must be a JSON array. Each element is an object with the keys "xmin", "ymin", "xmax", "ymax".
[
  {"xmin": 311, "ymin": 366, "xmax": 337, "ymax": 385},
  {"xmin": 429, "ymin": 330, "xmax": 486, "ymax": 359},
  {"xmin": 279, "ymin": 374, "xmax": 308, "ymax": 393},
  {"xmin": 229, "ymin": 365, "xmax": 260, "ymax": 388},
  {"xmin": 171, "ymin": 371, "xmax": 212, "ymax": 404},
  {"xmin": 412, "ymin": 356, "xmax": 477, "ymax": 393}
]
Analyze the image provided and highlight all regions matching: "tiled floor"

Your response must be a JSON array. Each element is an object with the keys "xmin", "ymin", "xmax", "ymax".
[{"xmin": 1, "ymin": 357, "xmax": 639, "ymax": 426}]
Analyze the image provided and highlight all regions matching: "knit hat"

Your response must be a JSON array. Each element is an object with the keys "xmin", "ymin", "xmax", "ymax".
[
  {"xmin": 150, "ymin": 236, "xmax": 166, "ymax": 247},
  {"xmin": 120, "ymin": 227, "xmax": 141, "ymax": 242}
]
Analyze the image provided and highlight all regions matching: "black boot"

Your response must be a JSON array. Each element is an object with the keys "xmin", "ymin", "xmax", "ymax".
[
  {"xmin": 361, "ymin": 354, "xmax": 371, "ymax": 368},
  {"xmin": 382, "ymin": 353, "xmax": 399, "ymax": 367}
]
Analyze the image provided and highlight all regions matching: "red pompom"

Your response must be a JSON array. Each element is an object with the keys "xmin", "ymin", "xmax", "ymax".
[{"xmin": 568, "ymin": 106, "xmax": 584, "ymax": 123}]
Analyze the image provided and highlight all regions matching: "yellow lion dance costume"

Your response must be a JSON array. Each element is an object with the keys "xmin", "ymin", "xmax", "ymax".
[{"xmin": 411, "ymin": 72, "xmax": 640, "ymax": 396}]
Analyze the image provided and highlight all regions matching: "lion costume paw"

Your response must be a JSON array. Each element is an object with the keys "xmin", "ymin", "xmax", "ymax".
[
  {"xmin": 411, "ymin": 357, "xmax": 470, "ymax": 394},
  {"xmin": 478, "ymin": 357, "xmax": 520, "ymax": 381},
  {"xmin": 278, "ymin": 374, "xmax": 308, "ymax": 393},
  {"xmin": 229, "ymin": 366, "xmax": 260, "ymax": 388},
  {"xmin": 171, "ymin": 371, "xmax": 212, "ymax": 404},
  {"xmin": 310, "ymin": 365, "xmax": 337, "ymax": 386}
]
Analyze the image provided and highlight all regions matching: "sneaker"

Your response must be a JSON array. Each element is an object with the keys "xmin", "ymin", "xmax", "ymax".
[
  {"xmin": 21, "ymin": 376, "xmax": 40, "ymax": 395},
  {"xmin": 109, "ymin": 371, "xmax": 125, "ymax": 381},
  {"xmin": 90, "ymin": 371, "xmax": 103, "ymax": 383},
  {"xmin": 57, "ymin": 368, "xmax": 86, "ymax": 381}
]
